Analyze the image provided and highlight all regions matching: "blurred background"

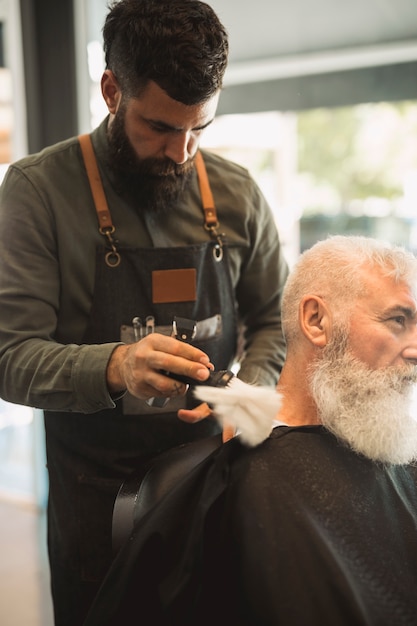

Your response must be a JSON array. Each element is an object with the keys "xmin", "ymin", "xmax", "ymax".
[{"xmin": 1, "ymin": 1, "xmax": 416, "ymax": 623}]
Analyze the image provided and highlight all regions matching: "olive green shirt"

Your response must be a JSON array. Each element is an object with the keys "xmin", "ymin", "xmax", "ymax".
[{"xmin": 0, "ymin": 118, "xmax": 288, "ymax": 413}]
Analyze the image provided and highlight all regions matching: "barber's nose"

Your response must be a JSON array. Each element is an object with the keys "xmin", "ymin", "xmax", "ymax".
[{"xmin": 165, "ymin": 132, "xmax": 195, "ymax": 165}]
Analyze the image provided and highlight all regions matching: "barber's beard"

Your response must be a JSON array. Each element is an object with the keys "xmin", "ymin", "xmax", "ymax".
[
  {"xmin": 107, "ymin": 108, "xmax": 195, "ymax": 214},
  {"xmin": 309, "ymin": 330, "xmax": 417, "ymax": 465}
]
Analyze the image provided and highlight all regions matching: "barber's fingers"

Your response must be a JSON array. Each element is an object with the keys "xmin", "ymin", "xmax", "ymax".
[
  {"xmin": 118, "ymin": 335, "xmax": 213, "ymax": 399},
  {"xmin": 134, "ymin": 335, "xmax": 212, "ymax": 379},
  {"xmin": 141, "ymin": 374, "xmax": 189, "ymax": 399},
  {"xmin": 178, "ymin": 404, "xmax": 236, "ymax": 442},
  {"xmin": 222, "ymin": 422, "xmax": 236, "ymax": 443},
  {"xmin": 138, "ymin": 333, "xmax": 212, "ymax": 369},
  {"xmin": 177, "ymin": 402, "xmax": 212, "ymax": 423}
]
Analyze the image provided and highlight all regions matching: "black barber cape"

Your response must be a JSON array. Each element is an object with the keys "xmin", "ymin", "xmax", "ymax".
[{"xmin": 84, "ymin": 426, "xmax": 417, "ymax": 626}]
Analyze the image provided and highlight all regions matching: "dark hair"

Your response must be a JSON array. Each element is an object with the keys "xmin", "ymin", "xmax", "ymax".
[{"xmin": 103, "ymin": 0, "xmax": 229, "ymax": 104}]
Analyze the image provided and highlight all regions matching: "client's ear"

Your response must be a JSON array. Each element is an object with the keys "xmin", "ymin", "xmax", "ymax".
[{"xmin": 299, "ymin": 295, "xmax": 331, "ymax": 347}]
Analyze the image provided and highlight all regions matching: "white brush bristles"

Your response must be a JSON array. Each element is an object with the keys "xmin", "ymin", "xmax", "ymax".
[{"xmin": 193, "ymin": 377, "xmax": 282, "ymax": 447}]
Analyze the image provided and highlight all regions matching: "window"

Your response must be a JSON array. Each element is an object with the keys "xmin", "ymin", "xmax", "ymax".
[{"xmin": 201, "ymin": 101, "xmax": 417, "ymax": 266}]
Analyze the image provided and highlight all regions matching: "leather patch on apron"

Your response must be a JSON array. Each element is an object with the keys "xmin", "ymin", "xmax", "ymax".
[{"xmin": 152, "ymin": 268, "xmax": 197, "ymax": 303}]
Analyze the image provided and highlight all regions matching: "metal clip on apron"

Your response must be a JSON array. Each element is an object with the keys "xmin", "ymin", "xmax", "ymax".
[
  {"xmin": 79, "ymin": 134, "xmax": 224, "ymax": 264},
  {"xmin": 194, "ymin": 150, "xmax": 224, "ymax": 261}
]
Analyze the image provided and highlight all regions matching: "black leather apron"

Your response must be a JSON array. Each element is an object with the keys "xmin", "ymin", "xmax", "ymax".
[{"xmin": 43, "ymin": 137, "xmax": 238, "ymax": 625}]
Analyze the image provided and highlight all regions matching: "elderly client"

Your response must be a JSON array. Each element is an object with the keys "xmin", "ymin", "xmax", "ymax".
[{"xmin": 85, "ymin": 235, "xmax": 417, "ymax": 626}]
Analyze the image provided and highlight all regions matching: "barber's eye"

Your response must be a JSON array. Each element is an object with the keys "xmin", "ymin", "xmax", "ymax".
[{"xmin": 151, "ymin": 124, "xmax": 167, "ymax": 133}]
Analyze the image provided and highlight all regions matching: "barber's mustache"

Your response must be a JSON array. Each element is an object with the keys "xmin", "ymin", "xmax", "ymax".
[{"xmin": 142, "ymin": 157, "xmax": 195, "ymax": 178}]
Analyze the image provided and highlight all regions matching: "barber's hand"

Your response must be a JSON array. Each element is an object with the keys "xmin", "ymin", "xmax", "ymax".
[
  {"xmin": 177, "ymin": 402, "xmax": 212, "ymax": 423},
  {"xmin": 106, "ymin": 334, "xmax": 213, "ymax": 401},
  {"xmin": 178, "ymin": 404, "xmax": 236, "ymax": 443}
]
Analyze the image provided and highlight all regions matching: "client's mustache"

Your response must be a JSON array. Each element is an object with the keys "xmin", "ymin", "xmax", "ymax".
[{"xmin": 380, "ymin": 363, "xmax": 417, "ymax": 389}]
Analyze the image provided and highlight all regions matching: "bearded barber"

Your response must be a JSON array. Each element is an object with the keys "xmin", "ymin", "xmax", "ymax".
[{"xmin": 0, "ymin": 1, "xmax": 288, "ymax": 624}]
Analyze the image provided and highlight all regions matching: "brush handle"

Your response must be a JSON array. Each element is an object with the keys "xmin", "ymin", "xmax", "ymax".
[{"xmin": 164, "ymin": 368, "xmax": 235, "ymax": 388}]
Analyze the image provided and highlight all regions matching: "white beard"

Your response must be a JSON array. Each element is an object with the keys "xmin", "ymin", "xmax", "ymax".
[{"xmin": 310, "ymin": 342, "xmax": 417, "ymax": 465}]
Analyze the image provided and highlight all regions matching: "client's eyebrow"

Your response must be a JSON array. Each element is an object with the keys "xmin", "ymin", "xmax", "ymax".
[{"xmin": 384, "ymin": 305, "xmax": 417, "ymax": 321}]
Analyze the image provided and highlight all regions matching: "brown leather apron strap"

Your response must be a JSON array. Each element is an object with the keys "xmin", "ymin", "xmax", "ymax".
[
  {"xmin": 195, "ymin": 150, "xmax": 218, "ymax": 229},
  {"xmin": 78, "ymin": 133, "xmax": 114, "ymax": 233},
  {"xmin": 195, "ymin": 151, "xmax": 224, "ymax": 261},
  {"xmin": 78, "ymin": 136, "xmax": 222, "ymax": 262},
  {"xmin": 79, "ymin": 133, "xmax": 121, "ymax": 267}
]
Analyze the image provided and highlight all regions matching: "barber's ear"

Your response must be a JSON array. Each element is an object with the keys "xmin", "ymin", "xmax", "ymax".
[
  {"xmin": 101, "ymin": 70, "xmax": 122, "ymax": 114},
  {"xmin": 299, "ymin": 295, "xmax": 330, "ymax": 348}
]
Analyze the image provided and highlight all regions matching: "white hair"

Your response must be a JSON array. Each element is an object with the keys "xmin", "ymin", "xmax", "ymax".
[{"xmin": 282, "ymin": 235, "xmax": 417, "ymax": 347}]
